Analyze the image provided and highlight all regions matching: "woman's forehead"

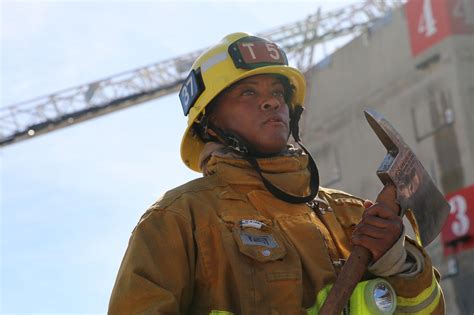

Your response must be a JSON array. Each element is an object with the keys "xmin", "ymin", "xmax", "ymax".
[{"xmin": 233, "ymin": 74, "xmax": 286, "ymax": 87}]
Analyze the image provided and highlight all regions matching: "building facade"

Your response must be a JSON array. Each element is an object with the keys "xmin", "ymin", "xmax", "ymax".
[{"xmin": 301, "ymin": 1, "xmax": 474, "ymax": 313}]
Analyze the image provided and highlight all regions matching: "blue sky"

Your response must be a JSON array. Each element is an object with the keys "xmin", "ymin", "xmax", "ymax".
[{"xmin": 1, "ymin": 1, "xmax": 357, "ymax": 313}]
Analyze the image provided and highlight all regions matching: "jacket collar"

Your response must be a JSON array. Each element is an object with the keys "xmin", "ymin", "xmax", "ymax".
[{"xmin": 202, "ymin": 142, "xmax": 311, "ymax": 197}]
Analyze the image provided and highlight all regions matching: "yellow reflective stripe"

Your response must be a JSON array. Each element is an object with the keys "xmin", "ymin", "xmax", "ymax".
[
  {"xmin": 307, "ymin": 281, "xmax": 378, "ymax": 315},
  {"xmin": 395, "ymin": 273, "xmax": 441, "ymax": 314},
  {"xmin": 307, "ymin": 304, "xmax": 317, "ymax": 315},
  {"xmin": 209, "ymin": 311, "xmax": 234, "ymax": 315},
  {"xmin": 349, "ymin": 280, "xmax": 369, "ymax": 314},
  {"xmin": 307, "ymin": 284, "xmax": 332, "ymax": 315},
  {"xmin": 316, "ymin": 284, "xmax": 332, "ymax": 310}
]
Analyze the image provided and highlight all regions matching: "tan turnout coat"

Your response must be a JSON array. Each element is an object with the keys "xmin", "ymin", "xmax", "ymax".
[{"xmin": 109, "ymin": 154, "xmax": 443, "ymax": 314}]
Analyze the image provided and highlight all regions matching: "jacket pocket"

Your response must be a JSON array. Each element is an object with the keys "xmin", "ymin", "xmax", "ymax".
[{"xmin": 232, "ymin": 224, "xmax": 287, "ymax": 262}]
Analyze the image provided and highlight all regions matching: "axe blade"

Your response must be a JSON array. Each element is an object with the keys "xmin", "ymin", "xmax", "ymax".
[{"xmin": 364, "ymin": 108, "xmax": 450, "ymax": 246}]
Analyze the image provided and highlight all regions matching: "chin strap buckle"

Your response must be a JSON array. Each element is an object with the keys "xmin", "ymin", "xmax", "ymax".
[{"xmin": 226, "ymin": 134, "xmax": 249, "ymax": 154}]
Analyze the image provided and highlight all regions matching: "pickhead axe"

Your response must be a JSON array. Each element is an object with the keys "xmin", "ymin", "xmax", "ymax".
[{"xmin": 319, "ymin": 108, "xmax": 450, "ymax": 315}]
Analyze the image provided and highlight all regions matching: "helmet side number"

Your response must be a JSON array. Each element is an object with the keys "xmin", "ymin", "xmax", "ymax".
[{"xmin": 179, "ymin": 69, "xmax": 204, "ymax": 116}]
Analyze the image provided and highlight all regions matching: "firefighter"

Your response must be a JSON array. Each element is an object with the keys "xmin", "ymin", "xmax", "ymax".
[{"xmin": 109, "ymin": 32, "xmax": 444, "ymax": 314}]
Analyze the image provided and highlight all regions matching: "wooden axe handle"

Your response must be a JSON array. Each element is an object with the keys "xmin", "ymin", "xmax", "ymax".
[
  {"xmin": 319, "ymin": 245, "xmax": 372, "ymax": 315},
  {"xmin": 319, "ymin": 185, "xmax": 396, "ymax": 314}
]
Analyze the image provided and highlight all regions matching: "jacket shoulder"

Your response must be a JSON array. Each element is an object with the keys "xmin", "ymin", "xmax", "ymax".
[
  {"xmin": 129, "ymin": 176, "xmax": 224, "ymax": 233},
  {"xmin": 153, "ymin": 174, "xmax": 225, "ymax": 209}
]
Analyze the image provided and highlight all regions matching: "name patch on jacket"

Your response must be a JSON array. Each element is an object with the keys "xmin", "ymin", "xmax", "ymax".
[{"xmin": 240, "ymin": 232, "xmax": 278, "ymax": 248}]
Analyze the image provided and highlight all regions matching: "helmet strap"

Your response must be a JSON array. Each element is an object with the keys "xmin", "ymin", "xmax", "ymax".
[
  {"xmin": 206, "ymin": 105, "xmax": 319, "ymax": 204},
  {"xmin": 206, "ymin": 124, "xmax": 250, "ymax": 155},
  {"xmin": 245, "ymin": 139, "xmax": 319, "ymax": 204},
  {"xmin": 248, "ymin": 104, "xmax": 320, "ymax": 204},
  {"xmin": 290, "ymin": 105, "xmax": 304, "ymax": 142}
]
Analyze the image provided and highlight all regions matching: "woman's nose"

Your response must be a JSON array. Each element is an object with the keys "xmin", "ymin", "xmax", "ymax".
[{"xmin": 260, "ymin": 96, "xmax": 281, "ymax": 110}]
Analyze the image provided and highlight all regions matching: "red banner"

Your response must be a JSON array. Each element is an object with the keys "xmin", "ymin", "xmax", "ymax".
[
  {"xmin": 441, "ymin": 184, "xmax": 474, "ymax": 256},
  {"xmin": 405, "ymin": 0, "xmax": 474, "ymax": 57}
]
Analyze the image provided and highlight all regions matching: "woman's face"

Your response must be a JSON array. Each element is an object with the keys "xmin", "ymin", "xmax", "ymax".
[{"xmin": 209, "ymin": 74, "xmax": 291, "ymax": 154}]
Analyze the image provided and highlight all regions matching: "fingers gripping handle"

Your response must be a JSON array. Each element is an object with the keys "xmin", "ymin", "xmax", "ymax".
[{"xmin": 319, "ymin": 185, "xmax": 397, "ymax": 315}]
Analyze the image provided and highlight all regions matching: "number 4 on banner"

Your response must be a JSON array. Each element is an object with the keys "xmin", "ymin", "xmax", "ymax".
[{"xmin": 418, "ymin": 0, "xmax": 437, "ymax": 37}]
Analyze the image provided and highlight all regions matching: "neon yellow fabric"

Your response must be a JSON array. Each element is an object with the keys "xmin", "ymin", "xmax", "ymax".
[
  {"xmin": 211, "ymin": 276, "xmax": 438, "ymax": 315},
  {"xmin": 211, "ymin": 276, "xmax": 439, "ymax": 315},
  {"xmin": 307, "ymin": 284, "xmax": 330, "ymax": 315},
  {"xmin": 350, "ymin": 280, "xmax": 369, "ymax": 314},
  {"xmin": 307, "ymin": 279, "xmax": 396, "ymax": 315},
  {"xmin": 316, "ymin": 284, "xmax": 331, "ymax": 312}
]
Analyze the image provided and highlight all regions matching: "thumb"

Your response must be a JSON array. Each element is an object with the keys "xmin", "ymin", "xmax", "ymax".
[{"xmin": 376, "ymin": 184, "xmax": 400, "ymax": 215}]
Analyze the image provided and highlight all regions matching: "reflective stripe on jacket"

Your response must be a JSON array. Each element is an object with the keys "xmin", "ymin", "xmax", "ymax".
[
  {"xmin": 209, "ymin": 275, "xmax": 440, "ymax": 315},
  {"xmin": 109, "ymin": 154, "xmax": 444, "ymax": 314}
]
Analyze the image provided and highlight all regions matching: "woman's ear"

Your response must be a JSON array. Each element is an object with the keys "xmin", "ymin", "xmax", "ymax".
[{"xmin": 206, "ymin": 127, "xmax": 218, "ymax": 137}]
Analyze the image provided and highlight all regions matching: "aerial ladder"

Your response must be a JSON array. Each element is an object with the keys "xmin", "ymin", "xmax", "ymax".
[{"xmin": 0, "ymin": 0, "xmax": 402, "ymax": 147}]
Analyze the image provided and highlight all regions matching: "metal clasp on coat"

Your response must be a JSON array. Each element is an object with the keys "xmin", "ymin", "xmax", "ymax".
[
  {"xmin": 306, "ymin": 197, "xmax": 332, "ymax": 215},
  {"xmin": 240, "ymin": 219, "xmax": 266, "ymax": 229}
]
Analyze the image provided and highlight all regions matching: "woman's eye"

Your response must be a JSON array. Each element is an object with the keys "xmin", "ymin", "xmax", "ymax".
[
  {"xmin": 242, "ymin": 89, "xmax": 255, "ymax": 96},
  {"xmin": 273, "ymin": 91, "xmax": 285, "ymax": 98}
]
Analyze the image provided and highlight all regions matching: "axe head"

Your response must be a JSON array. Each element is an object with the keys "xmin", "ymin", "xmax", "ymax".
[{"xmin": 364, "ymin": 108, "xmax": 450, "ymax": 246}]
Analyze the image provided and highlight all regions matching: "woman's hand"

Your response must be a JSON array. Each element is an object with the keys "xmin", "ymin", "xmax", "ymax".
[{"xmin": 351, "ymin": 185, "xmax": 403, "ymax": 262}]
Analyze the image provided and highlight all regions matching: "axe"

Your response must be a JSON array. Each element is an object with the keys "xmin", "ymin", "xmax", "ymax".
[{"xmin": 319, "ymin": 109, "xmax": 450, "ymax": 315}]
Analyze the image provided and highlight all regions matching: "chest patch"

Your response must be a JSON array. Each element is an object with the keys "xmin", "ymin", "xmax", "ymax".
[{"xmin": 240, "ymin": 232, "xmax": 278, "ymax": 248}]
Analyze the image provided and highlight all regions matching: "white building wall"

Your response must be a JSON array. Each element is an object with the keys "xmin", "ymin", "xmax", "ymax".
[{"xmin": 302, "ymin": 5, "xmax": 474, "ymax": 314}]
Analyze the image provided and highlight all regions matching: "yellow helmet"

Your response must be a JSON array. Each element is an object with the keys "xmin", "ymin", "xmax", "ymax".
[{"xmin": 179, "ymin": 32, "xmax": 306, "ymax": 172}]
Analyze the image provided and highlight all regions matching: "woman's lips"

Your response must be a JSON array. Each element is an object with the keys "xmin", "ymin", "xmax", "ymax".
[{"xmin": 264, "ymin": 116, "xmax": 287, "ymax": 126}]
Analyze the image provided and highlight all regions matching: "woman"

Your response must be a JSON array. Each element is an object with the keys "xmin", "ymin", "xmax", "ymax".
[{"xmin": 109, "ymin": 33, "xmax": 444, "ymax": 314}]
